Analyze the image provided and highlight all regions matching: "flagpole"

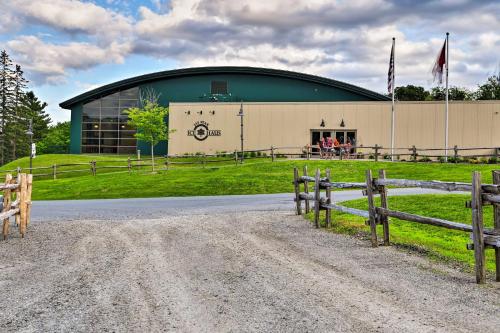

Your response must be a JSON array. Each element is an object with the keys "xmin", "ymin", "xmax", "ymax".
[
  {"xmin": 445, "ymin": 32, "xmax": 449, "ymax": 161},
  {"xmin": 391, "ymin": 37, "xmax": 396, "ymax": 162}
]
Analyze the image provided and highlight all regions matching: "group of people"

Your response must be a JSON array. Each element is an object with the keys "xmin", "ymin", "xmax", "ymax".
[{"xmin": 318, "ymin": 136, "xmax": 353, "ymax": 159}]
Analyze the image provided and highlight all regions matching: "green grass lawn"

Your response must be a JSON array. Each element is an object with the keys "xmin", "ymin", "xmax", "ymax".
[
  {"xmin": 308, "ymin": 194, "xmax": 497, "ymax": 273},
  {"xmin": 18, "ymin": 156, "xmax": 499, "ymax": 200}
]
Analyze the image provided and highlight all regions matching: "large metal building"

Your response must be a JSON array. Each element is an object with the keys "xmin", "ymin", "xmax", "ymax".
[{"xmin": 60, "ymin": 66, "xmax": 500, "ymax": 156}]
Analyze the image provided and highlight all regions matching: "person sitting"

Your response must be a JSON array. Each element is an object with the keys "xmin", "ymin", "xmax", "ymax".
[
  {"xmin": 326, "ymin": 136, "xmax": 333, "ymax": 159},
  {"xmin": 319, "ymin": 137, "xmax": 325, "ymax": 159},
  {"xmin": 345, "ymin": 138, "xmax": 352, "ymax": 159},
  {"xmin": 333, "ymin": 137, "xmax": 340, "ymax": 157}
]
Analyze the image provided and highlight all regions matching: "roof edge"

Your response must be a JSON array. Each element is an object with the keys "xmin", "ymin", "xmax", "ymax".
[{"xmin": 59, "ymin": 66, "xmax": 390, "ymax": 108}]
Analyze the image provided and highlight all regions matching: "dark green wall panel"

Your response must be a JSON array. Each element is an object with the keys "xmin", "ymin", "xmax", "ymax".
[{"xmin": 70, "ymin": 103, "xmax": 82, "ymax": 154}]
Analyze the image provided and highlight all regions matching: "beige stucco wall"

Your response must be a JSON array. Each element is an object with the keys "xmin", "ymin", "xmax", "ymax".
[{"xmin": 168, "ymin": 101, "xmax": 500, "ymax": 156}]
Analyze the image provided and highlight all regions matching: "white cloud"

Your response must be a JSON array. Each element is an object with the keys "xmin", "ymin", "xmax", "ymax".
[
  {"xmin": 2, "ymin": 0, "xmax": 500, "ymax": 91},
  {"xmin": 6, "ymin": 0, "xmax": 133, "ymax": 41},
  {"xmin": 7, "ymin": 36, "xmax": 131, "ymax": 84}
]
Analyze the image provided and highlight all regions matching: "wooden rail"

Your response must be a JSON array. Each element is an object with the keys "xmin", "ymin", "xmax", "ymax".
[
  {"xmin": 293, "ymin": 167, "xmax": 500, "ymax": 284},
  {"xmin": 1, "ymin": 173, "xmax": 33, "ymax": 240}
]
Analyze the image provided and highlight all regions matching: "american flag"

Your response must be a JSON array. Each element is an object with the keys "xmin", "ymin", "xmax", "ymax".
[
  {"xmin": 432, "ymin": 39, "xmax": 447, "ymax": 84},
  {"xmin": 387, "ymin": 38, "xmax": 395, "ymax": 94}
]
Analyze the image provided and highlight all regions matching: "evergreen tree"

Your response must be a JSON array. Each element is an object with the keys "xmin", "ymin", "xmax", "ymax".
[
  {"xmin": 0, "ymin": 50, "xmax": 15, "ymax": 165},
  {"xmin": 9, "ymin": 64, "xmax": 29, "ymax": 160},
  {"xmin": 15, "ymin": 91, "xmax": 51, "ymax": 158}
]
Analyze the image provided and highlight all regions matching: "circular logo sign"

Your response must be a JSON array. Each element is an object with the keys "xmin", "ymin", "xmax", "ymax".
[{"xmin": 193, "ymin": 123, "xmax": 209, "ymax": 141}]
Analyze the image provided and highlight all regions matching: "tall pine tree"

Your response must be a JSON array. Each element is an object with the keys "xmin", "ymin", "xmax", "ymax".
[
  {"xmin": 9, "ymin": 64, "xmax": 29, "ymax": 160},
  {"xmin": 0, "ymin": 50, "xmax": 15, "ymax": 165}
]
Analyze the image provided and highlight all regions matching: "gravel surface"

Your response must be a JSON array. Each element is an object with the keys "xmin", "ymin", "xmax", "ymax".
[{"xmin": 1, "ymin": 211, "xmax": 499, "ymax": 332}]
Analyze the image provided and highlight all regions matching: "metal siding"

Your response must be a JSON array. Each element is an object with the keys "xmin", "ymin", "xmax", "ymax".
[
  {"xmin": 70, "ymin": 103, "xmax": 82, "ymax": 154},
  {"xmin": 67, "ymin": 72, "xmax": 382, "ymax": 154}
]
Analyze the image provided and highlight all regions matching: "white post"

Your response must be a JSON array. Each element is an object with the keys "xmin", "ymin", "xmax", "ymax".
[
  {"xmin": 391, "ymin": 37, "xmax": 396, "ymax": 162},
  {"xmin": 444, "ymin": 32, "xmax": 449, "ymax": 162}
]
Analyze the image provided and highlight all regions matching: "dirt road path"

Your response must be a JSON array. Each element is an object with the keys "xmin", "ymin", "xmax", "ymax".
[{"xmin": 1, "ymin": 212, "xmax": 499, "ymax": 332}]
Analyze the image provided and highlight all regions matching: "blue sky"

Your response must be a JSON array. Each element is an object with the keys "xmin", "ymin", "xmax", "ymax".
[{"xmin": 1, "ymin": 0, "xmax": 499, "ymax": 123}]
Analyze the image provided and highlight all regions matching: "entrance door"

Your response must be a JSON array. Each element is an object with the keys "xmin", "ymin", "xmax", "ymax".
[
  {"xmin": 310, "ymin": 130, "xmax": 333, "ymax": 153},
  {"xmin": 333, "ymin": 130, "xmax": 357, "ymax": 154}
]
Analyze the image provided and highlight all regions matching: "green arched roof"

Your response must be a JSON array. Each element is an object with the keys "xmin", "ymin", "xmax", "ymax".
[{"xmin": 59, "ymin": 66, "xmax": 389, "ymax": 108}]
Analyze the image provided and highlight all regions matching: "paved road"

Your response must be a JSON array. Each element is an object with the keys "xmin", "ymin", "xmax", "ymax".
[{"xmin": 32, "ymin": 188, "xmax": 460, "ymax": 222}]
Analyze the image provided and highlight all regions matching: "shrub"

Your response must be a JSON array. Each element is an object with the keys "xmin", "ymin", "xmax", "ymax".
[
  {"xmin": 368, "ymin": 154, "xmax": 374, "ymax": 160},
  {"xmin": 418, "ymin": 156, "xmax": 432, "ymax": 162},
  {"xmin": 488, "ymin": 156, "xmax": 498, "ymax": 164},
  {"xmin": 479, "ymin": 157, "xmax": 488, "ymax": 164},
  {"xmin": 383, "ymin": 154, "xmax": 391, "ymax": 160},
  {"xmin": 437, "ymin": 156, "xmax": 446, "ymax": 163}
]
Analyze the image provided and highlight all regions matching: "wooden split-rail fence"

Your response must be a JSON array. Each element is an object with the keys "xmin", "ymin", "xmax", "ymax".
[
  {"xmin": 293, "ymin": 167, "xmax": 500, "ymax": 284},
  {"xmin": 1, "ymin": 173, "xmax": 33, "ymax": 240}
]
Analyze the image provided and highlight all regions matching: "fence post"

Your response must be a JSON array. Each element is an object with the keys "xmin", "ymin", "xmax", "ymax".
[
  {"xmin": 18, "ymin": 173, "xmax": 27, "ymax": 238},
  {"xmin": 271, "ymin": 146, "xmax": 275, "ymax": 162},
  {"xmin": 339, "ymin": 149, "xmax": 343, "ymax": 161},
  {"xmin": 26, "ymin": 174, "xmax": 33, "ymax": 227},
  {"xmin": 91, "ymin": 161, "xmax": 96, "ymax": 176},
  {"xmin": 15, "ymin": 173, "xmax": 20, "ymax": 227},
  {"xmin": 234, "ymin": 150, "xmax": 238, "ymax": 165},
  {"xmin": 471, "ymin": 171, "xmax": 485, "ymax": 284},
  {"xmin": 314, "ymin": 168, "xmax": 321, "ymax": 228},
  {"xmin": 2, "ymin": 174, "xmax": 12, "ymax": 240},
  {"xmin": 137, "ymin": 149, "xmax": 141, "ymax": 161},
  {"xmin": 492, "ymin": 170, "xmax": 500, "ymax": 282},
  {"xmin": 411, "ymin": 145, "xmax": 417, "ymax": 161},
  {"xmin": 127, "ymin": 158, "xmax": 132, "ymax": 174},
  {"xmin": 303, "ymin": 166, "xmax": 310, "ymax": 214},
  {"xmin": 293, "ymin": 167, "xmax": 302, "ymax": 215},
  {"xmin": 325, "ymin": 169, "xmax": 332, "ymax": 228},
  {"xmin": 365, "ymin": 169, "xmax": 378, "ymax": 247},
  {"xmin": 53, "ymin": 164, "xmax": 57, "ymax": 180},
  {"xmin": 307, "ymin": 145, "xmax": 311, "ymax": 160},
  {"xmin": 378, "ymin": 169, "xmax": 390, "ymax": 245},
  {"xmin": 454, "ymin": 145, "xmax": 459, "ymax": 162},
  {"xmin": 16, "ymin": 167, "xmax": 21, "ymax": 178},
  {"xmin": 374, "ymin": 144, "xmax": 380, "ymax": 162},
  {"xmin": 202, "ymin": 153, "xmax": 206, "ymax": 169}
]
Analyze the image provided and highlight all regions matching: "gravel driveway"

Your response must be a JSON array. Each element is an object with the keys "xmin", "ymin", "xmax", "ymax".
[{"xmin": 0, "ymin": 210, "xmax": 498, "ymax": 332}]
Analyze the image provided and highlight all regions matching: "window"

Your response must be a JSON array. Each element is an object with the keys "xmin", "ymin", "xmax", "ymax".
[
  {"xmin": 211, "ymin": 81, "xmax": 227, "ymax": 94},
  {"xmin": 81, "ymin": 87, "xmax": 139, "ymax": 154}
]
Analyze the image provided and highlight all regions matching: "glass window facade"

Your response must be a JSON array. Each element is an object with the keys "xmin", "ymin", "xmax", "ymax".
[{"xmin": 81, "ymin": 87, "xmax": 139, "ymax": 154}]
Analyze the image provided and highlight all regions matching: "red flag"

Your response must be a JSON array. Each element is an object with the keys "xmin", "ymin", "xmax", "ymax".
[{"xmin": 432, "ymin": 39, "xmax": 446, "ymax": 84}]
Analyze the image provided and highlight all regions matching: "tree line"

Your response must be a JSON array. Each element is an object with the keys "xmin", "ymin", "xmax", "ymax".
[
  {"xmin": 394, "ymin": 75, "xmax": 500, "ymax": 101},
  {"xmin": 0, "ymin": 50, "xmax": 69, "ymax": 166}
]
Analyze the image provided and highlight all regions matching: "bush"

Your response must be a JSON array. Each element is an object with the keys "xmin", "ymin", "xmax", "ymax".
[
  {"xmin": 368, "ymin": 154, "xmax": 374, "ymax": 160},
  {"xmin": 418, "ymin": 156, "xmax": 432, "ymax": 162},
  {"xmin": 383, "ymin": 154, "xmax": 391, "ymax": 160},
  {"xmin": 479, "ymin": 157, "xmax": 488, "ymax": 164},
  {"xmin": 437, "ymin": 156, "xmax": 446, "ymax": 163},
  {"xmin": 488, "ymin": 156, "xmax": 498, "ymax": 164}
]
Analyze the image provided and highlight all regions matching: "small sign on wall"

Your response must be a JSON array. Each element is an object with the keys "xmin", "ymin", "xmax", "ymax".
[{"xmin": 187, "ymin": 121, "xmax": 222, "ymax": 141}]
